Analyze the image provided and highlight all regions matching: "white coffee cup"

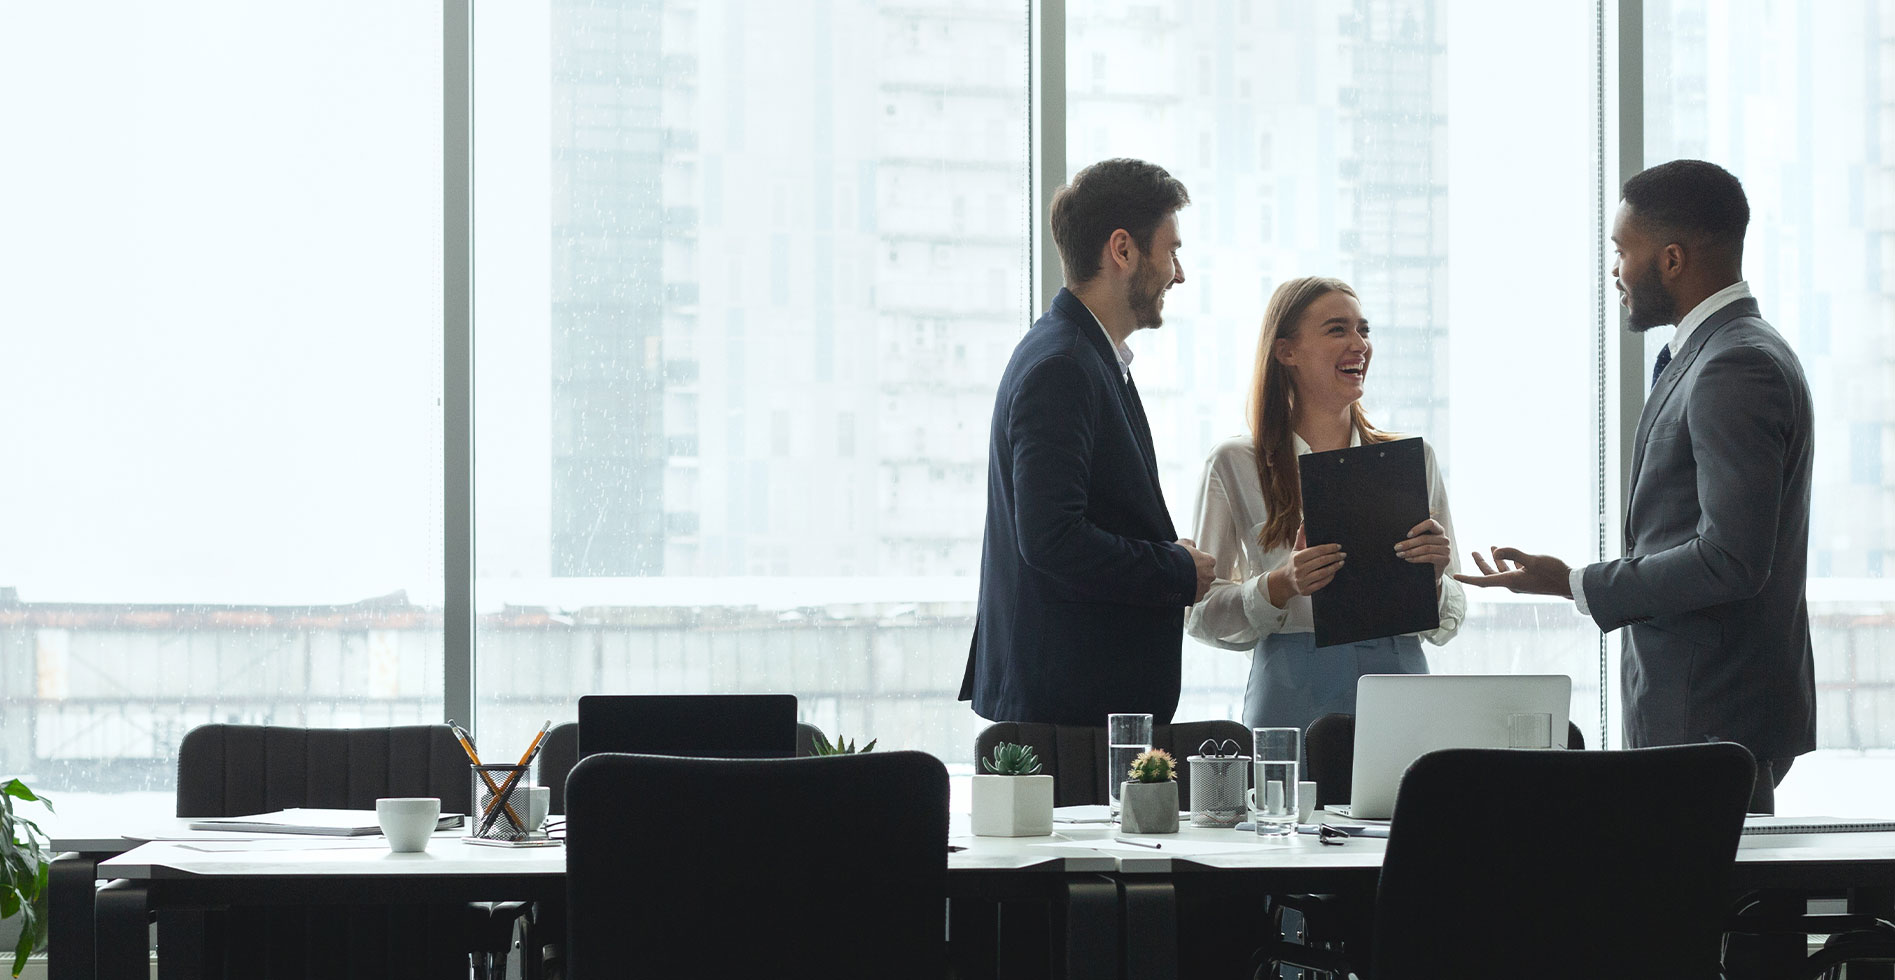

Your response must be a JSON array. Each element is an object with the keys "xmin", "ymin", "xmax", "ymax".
[
  {"xmin": 377, "ymin": 797, "xmax": 441, "ymax": 853},
  {"xmin": 524, "ymin": 786, "xmax": 550, "ymax": 832},
  {"xmin": 1297, "ymin": 781, "xmax": 1318, "ymax": 823}
]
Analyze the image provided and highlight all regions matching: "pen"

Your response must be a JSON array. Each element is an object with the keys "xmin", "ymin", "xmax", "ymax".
[
  {"xmin": 451, "ymin": 720, "xmax": 526, "ymax": 834},
  {"xmin": 1114, "ymin": 837, "xmax": 1163, "ymax": 849},
  {"xmin": 477, "ymin": 721, "xmax": 551, "ymax": 837}
]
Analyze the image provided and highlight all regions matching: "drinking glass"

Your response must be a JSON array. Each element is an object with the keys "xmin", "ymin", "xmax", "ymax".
[
  {"xmin": 1107, "ymin": 712, "xmax": 1153, "ymax": 818},
  {"xmin": 1251, "ymin": 727, "xmax": 1300, "ymax": 837}
]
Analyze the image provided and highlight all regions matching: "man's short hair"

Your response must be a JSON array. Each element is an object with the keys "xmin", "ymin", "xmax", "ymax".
[
  {"xmin": 1049, "ymin": 159, "xmax": 1190, "ymax": 285},
  {"xmin": 1621, "ymin": 159, "xmax": 1750, "ymax": 260}
]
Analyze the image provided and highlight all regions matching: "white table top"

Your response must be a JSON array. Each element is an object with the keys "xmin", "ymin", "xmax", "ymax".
[{"xmin": 85, "ymin": 811, "xmax": 1895, "ymax": 882}]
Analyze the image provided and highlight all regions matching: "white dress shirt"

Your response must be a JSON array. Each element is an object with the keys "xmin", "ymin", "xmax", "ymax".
[
  {"xmin": 1571, "ymin": 280, "xmax": 1755, "ymax": 613},
  {"xmin": 1073, "ymin": 297, "xmax": 1133, "ymax": 381},
  {"xmin": 1184, "ymin": 430, "xmax": 1466, "ymax": 651}
]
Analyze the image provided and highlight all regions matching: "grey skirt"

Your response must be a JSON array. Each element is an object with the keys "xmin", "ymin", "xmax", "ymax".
[{"xmin": 1243, "ymin": 631, "xmax": 1428, "ymax": 733}]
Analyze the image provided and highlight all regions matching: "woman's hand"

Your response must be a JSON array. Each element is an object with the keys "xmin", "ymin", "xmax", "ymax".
[
  {"xmin": 1266, "ymin": 525, "xmax": 1345, "ymax": 606},
  {"xmin": 1396, "ymin": 517, "xmax": 1451, "ymax": 584}
]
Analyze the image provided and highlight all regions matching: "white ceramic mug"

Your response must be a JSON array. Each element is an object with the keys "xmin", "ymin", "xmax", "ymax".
[
  {"xmin": 377, "ymin": 797, "xmax": 441, "ymax": 853},
  {"xmin": 524, "ymin": 786, "xmax": 551, "ymax": 832}
]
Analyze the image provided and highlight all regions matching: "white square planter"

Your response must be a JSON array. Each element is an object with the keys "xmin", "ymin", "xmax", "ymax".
[{"xmin": 970, "ymin": 774, "xmax": 1055, "ymax": 837}]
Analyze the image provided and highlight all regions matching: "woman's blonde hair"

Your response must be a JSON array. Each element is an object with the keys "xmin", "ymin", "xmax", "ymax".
[{"xmin": 1247, "ymin": 276, "xmax": 1399, "ymax": 551}]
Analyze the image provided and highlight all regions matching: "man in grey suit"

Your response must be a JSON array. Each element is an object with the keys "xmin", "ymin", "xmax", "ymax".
[{"xmin": 1457, "ymin": 159, "xmax": 1816, "ymax": 814}]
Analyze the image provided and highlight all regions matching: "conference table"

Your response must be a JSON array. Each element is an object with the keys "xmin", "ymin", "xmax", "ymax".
[{"xmin": 56, "ymin": 814, "xmax": 1895, "ymax": 980}]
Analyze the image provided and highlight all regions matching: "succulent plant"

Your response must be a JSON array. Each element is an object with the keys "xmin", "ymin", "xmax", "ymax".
[
  {"xmin": 980, "ymin": 742, "xmax": 1044, "ymax": 776},
  {"xmin": 809, "ymin": 732, "xmax": 878, "ymax": 756},
  {"xmin": 1127, "ymin": 748, "xmax": 1177, "ymax": 784}
]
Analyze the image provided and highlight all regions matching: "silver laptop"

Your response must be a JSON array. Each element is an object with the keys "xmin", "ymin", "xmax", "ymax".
[{"xmin": 1338, "ymin": 673, "xmax": 1573, "ymax": 820}]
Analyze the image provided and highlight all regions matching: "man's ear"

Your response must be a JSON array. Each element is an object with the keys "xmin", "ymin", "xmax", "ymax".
[
  {"xmin": 1104, "ymin": 228, "xmax": 1136, "ymax": 275},
  {"xmin": 1659, "ymin": 241, "xmax": 1688, "ymax": 282}
]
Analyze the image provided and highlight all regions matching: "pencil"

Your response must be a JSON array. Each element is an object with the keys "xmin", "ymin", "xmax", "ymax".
[
  {"xmin": 453, "ymin": 720, "xmax": 526, "ymax": 834},
  {"xmin": 476, "ymin": 721, "xmax": 551, "ymax": 837}
]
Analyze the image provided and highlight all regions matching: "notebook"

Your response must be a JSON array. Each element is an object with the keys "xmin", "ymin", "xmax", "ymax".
[
  {"xmin": 1339, "ymin": 673, "xmax": 1572, "ymax": 820},
  {"xmin": 188, "ymin": 808, "xmax": 464, "ymax": 837},
  {"xmin": 1742, "ymin": 816, "xmax": 1895, "ymax": 835}
]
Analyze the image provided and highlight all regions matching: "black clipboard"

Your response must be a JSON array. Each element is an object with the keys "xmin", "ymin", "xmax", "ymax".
[{"xmin": 1297, "ymin": 436, "xmax": 1438, "ymax": 648}]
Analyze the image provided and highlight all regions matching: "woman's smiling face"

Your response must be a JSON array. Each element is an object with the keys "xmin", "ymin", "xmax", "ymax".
[{"xmin": 1275, "ymin": 289, "xmax": 1371, "ymax": 409}]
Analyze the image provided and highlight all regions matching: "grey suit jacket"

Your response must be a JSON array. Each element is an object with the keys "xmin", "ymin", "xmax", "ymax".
[{"xmin": 1582, "ymin": 298, "xmax": 1816, "ymax": 760}]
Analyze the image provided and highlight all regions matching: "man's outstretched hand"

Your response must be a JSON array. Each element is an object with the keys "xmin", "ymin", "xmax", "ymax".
[{"xmin": 1451, "ymin": 546, "xmax": 1574, "ymax": 598}]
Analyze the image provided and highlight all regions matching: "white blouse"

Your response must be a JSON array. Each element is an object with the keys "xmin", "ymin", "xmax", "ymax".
[{"xmin": 1184, "ymin": 430, "xmax": 1466, "ymax": 651}]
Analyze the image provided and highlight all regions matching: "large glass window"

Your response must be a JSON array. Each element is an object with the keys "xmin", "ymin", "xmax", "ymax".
[
  {"xmin": 471, "ymin": 1, "xmax": 1032, "ymax": 762},
  {"xmin": 1068, "ymin": 0, "xmax": 1610, "ymax": 739},
  {"xmin": 0, "ymin": 3, "xmax": 446, "ymax": 817},
  {"xmin": 1646, "ymin": 0, "xmax": 1895, "ymax": 814}
]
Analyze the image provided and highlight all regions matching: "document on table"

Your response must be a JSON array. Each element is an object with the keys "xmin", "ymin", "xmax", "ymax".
[
  {"xmin": 187, "ymin": 808, "xmax": 464, "ymax": 837},
  {"xmin": 1297, "ymin": 436, "xmax": 1438, "ymax": 647},
  {"xmin": 179, "ymin": 838, "xmax": 397, "ymax": 852},
  {"xmin": 1053, "ymin": 805, "xmax": 1115, "ymax": 824}
]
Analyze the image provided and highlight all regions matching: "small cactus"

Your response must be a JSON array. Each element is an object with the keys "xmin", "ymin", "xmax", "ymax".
[
  {"xmin": 1127, "ymin": 748, "xmax": 1177, "ymax": 784},
  {"xmin": 810, "ymin": 732, "xmax": 877, "ymax": 756},
  {"xmin": 980, "ymin": 742, "xmax": 1043, "ymax": 776}
]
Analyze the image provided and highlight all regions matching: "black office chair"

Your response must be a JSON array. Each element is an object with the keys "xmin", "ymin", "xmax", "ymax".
[
  {"xmin": 1369, "ymin": 743, "xmax": 1754, "ymax": 979},
  {"xmin": 564, "ymin": 750, "xmax": 949, "ymax": 979},
  {"xmin": 973, "ymin": 719, "xmax": 1251, "ymax": 807},
  {"xmin": 173, "ymin": 723, "xmax": 494, "ymax": 980},
  {"xmin": 576, "ymin": 692, "xmax": 798, "ymax": 758},
  {"xmin": 541, "ymin": 717, "xmax": 830, "ymax": 815}
]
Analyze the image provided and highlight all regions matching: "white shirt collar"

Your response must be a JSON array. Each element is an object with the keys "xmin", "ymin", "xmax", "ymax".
[
  {"xmin": 1291, "ymin": 427, "xmax": 1364, "ymax": 456},
  {"xmin": 1074, "ymin": 298, "xmax": 1134, "ymax": 381},
  {"xmin": 1670, "ymin": 280, "xmax": 1753, "ymax": 356}
]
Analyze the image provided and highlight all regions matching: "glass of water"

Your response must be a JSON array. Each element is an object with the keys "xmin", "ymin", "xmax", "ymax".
[
  {"xmin": 1107, "ymin": 712, "xmax": 1153, "ymax": 818},
  {"xmin": 1251, "ymin": 727, "xmax": 1300, "ymax": 837}
]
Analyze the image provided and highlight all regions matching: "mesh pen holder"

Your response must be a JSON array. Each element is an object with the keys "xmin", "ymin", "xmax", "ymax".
[
  {"xmin": 1188, "ymin": 739, "xmax": 1250, "ymax": 828},
  {"xmin": 470, "ymin": 764, "xmax": 534, "ymax": 841}
]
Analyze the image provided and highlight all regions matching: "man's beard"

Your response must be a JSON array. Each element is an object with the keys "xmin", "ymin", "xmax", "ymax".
[
  {"xmin": 1129, "ymin": 261, "xmax": 1168, "ymax": 328},
  {"xmin": 1625, "ymin": 257, "xmax": 1676, "ymax": 332}
]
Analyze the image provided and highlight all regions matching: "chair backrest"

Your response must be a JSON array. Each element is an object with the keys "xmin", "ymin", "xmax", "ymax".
[
  {"xmin": 974, "ymin": 720, "xmax": 1251, "ymax": 807},
  {"xmin": 175, "ymin": 723, "xmax": 472, "ymax": 817},
  {"xmin": 539, "ymin": 722, "xmax": 579, "ymax": 815},
  {"xmin": 565, "ymin": 750, "xmax": 948, "ymax": 980},
  {"xmin": 1303, "ymin": 713, "xmax": 1588, "ymax": 809},
  {"xmin": 576, "ymin": 693, "xmax": 798, "ymax": 758},
  {"xmin": 544, "ymin": 718, "xmax": 825, "ymax": 814},
  {"xmin": 1372, "ymin": 743, "xmax": 1754, "ymax": 979}
]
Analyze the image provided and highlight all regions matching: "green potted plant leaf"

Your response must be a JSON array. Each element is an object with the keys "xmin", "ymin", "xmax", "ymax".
[
  {"xmin": 1, "ymin": 778, "xmax": 54, "ymax": 979},
  {"xmin": 808, "ymin": 732, "xmax": 877, "ymax": 755},
  {"xmin": 971, "ymin": 742, "xmax": 1054, "ymax": 837},
  {"xmin": 1119, "ymin": 748, "xmax": 1180, "ymax": 834}
]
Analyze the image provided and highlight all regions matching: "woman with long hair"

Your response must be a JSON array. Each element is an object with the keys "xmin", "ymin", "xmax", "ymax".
[{"xmin": 1186, "ymin": 276, "xmax": 1465, "ymax": 732}]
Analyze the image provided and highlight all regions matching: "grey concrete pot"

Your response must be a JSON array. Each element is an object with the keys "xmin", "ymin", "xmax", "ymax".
[{"xmin": 1119, "ymin": 779, "xmax": 1179, "ymax": 834}]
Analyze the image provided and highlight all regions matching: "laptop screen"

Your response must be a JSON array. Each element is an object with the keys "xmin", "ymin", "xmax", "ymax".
[{"xmin": 1346, "ymin": 674, "xmax": 1572, "ymax": 820}]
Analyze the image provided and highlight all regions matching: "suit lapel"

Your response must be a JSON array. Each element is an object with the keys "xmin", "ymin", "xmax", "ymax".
[
  {"xmin": 1055, "ymin": 289, "xmax": 1167, "ymax": 504},
  {"xmin": 1624, "ymin": 298, "xmax": 1760, "ymax": 544}
]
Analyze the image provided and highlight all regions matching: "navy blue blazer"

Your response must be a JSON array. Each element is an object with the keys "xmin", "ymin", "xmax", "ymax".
[{"xmin": 960, "ymin": 288, "xmax": 1198, "ymax": 725}]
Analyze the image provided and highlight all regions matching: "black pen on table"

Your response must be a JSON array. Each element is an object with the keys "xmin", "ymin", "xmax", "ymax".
[{"xmin": 476, "ymin": 720, "xmax": 551, "ymax": 837}]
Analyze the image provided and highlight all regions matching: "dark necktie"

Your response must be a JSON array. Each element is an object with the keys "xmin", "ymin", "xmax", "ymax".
[{"xmin": 1651, "ymin": 345, "xmax": 1672, "ymax": 391}]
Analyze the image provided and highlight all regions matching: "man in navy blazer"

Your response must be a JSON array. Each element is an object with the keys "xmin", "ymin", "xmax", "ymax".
[
  {"xmin": 960, "ymin": 158, "xmax": 1216, "ymax": 726},
  {"xmin": 1456, "ymin": 160, "xmax": 1816, "ymax": 814}
]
